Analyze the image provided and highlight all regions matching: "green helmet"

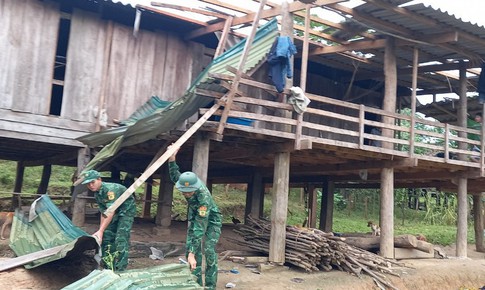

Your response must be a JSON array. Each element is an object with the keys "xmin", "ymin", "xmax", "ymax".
[{"xmin": 176, "ymin": 171, "xmax": 202, "ymax": 192}]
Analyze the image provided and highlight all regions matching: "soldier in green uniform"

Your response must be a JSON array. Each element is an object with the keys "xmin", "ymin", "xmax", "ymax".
[
  {"xmin": 168, "ymin": 146, "xmax": 222, "ymax": 290},
  {"xmin": 81, "ymin": 170, "xmax": 136, "ymax": 271}
]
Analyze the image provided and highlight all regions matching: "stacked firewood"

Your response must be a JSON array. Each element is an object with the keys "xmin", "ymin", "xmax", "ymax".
[{"xmin": 230, "ymin": 216, "xmax": 405, "ymax": 290}]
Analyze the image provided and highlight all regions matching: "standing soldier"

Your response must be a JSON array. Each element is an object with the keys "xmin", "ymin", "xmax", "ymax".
[
  {"xmin": 168, "ymin": 146, "xmax": 222, "ymax": 290},
  {"xmin": 81, "ymin": 170, "xmax": 136, "ymax": 271}
]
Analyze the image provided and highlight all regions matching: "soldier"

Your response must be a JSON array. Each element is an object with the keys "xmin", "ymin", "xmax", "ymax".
[
  {"xmin": 81, "ymin": 170, "xmax": 136, "ymax": 271},
  {"xmin": 168, "ymin": 146, "xmax": 222, "ymax": 290}
]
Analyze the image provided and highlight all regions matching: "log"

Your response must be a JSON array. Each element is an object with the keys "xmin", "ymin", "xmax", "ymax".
[
  {"xmin": 342, "ymin": 234, "xmax": 418, "ymax": 250},
  {"xmin": 244, "ymin": 256, "xmax": 269, "ymax": 263},
  {"xmin": 415, "ymin": 240, "xmax": 434, "ymax": 253},
  {"xmin": 394, "ymin": 248, "xmax": 435, "ymax": 259}
]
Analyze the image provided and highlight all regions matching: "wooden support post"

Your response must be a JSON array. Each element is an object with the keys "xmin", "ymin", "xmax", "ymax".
[
  {"xmin": 192, "ymin": 133, "xmax": 210, "ymax": 184},
  {"xmin": 380, "ymin": 167, "xmax": 394, "ymax": 258},
  {"xmin": 409, "ymin": 47, "xmax": 418, "ymax": 156},
  {"xmin": 294, "ymin": 4, "xmax": 310, "ymax": 150},
  {"xmin": 473, "ymin": 193, "xmax": 485, "ymax": 252},
  {"xmin": 307, "ymin": 185, "xmax": 317, "ymax": 228},
  {"xmin": 37, "ymin": 165, "xmax": 52, "ymax": 194},
  {"xmin": 156, "ymin": 164, "xmax": 173, "ymax": 227},
  {"xmin": 458, "ymin": 61, "xmax": 468, "ymax": 160},
  {"xmin": 12, "ymin": 161, "xmax": 25, "ymax": 209},
  {"xmin": 216, "ymin": 0, "xmax": 267, "ymax": 136},
  {"xmin": 245, "ymin": 171, "xmax": 264, "ymax": 222},
  {"xmin": 379, "ymin": 36, "xmax": 397, "ymax": 258},
  {"xmin": 319, "ymin": 177, "xmax": 334, "ymax": 232},
  {"xmin": 142, "ymin": 178, "xmax": 153, "ymax": 218},
  {"xmin": 72, "ymin": 147, "xmax": 91, "ymax": 227},
  {"xmin": 456, "ymin": 178, "xmax": 468, "ymax": 257},
  {"xmin": 269, "ymin": 151, "xmax": 290, "ymax": 264},
  {"xmin": 455, "ymin": 61, "xmax": 468, "ymax": 257}
]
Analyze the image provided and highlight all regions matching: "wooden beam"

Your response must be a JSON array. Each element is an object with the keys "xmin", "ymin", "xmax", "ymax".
[
  {"xmin": 327, "ymin": 3, "xmax": 482, "ymax": 60},
  {"xmin": 104, "ymin": 100, "xmax": 224, "ymax": 217},
  {"xmin": 216, "ymin": 0, "xmax": 267, "ymax": 136},
  {"xmin": 150, "ymin": 2, "xmax": 229, "ymax": 19},
  {"xmin": 137, "ymin": 4, "xmax": 208, "ymax": 26},
  {"xmin": 23, "ymin": 151, "xmax": 78, "ymax": 167},
  {"xmin": 366, "ymin": 0, "xmax": 485, "ymax": 48},
  {"xmin": 309, "ymin": 32, "xmax": 458, "ymax": 56},
  {"xmin": 187, "ymin": 0, "xmax": 344, "ymax": 40},
  {"xmin": 357, "ymin": 61, "xmax": 478, "ymax": 81},
  {"xmin": 214, "ymin": 16, "xmax": 234, "ymax": 58}
]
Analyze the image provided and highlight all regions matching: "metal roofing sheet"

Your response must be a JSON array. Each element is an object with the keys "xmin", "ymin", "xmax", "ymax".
[
  {"xmin": 4, "ymin": 195, "xmax": 98, "ymax": 270},
  {"xmin": 62, "ymin": 264, "xmax": 203, "ymax": 290},
  {"xmin": 77, "ymin": 18, "xmax": 279, "ymax": 170}
]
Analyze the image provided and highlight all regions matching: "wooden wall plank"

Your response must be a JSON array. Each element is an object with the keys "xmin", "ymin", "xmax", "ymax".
[
  {"xmin": 150, "ymin": 31, "xmax": 169, "ymax": 97},
  {"xmin": 0, "ymin": 0, "xmax": 19, "ymax": 109},
  {"xmin": 63, "ymin": 9, "xmax": 107, "ymax": 122},
  {"xmin": 1, "ymin": 0, "xmax": 59, "ymax": 114}
]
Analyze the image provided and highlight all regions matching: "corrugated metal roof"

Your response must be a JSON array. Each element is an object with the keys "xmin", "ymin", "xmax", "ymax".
[
  {"xmin": 62, "ymin": 264, "xmax": 203, "ymax": 289},
  {"xmin": 77, "ymin": 18, "xmax": 279, "ymax": 170},
  {"xmin": 6, "ymin": 195, "xmax": 98, "ymax": 269}
]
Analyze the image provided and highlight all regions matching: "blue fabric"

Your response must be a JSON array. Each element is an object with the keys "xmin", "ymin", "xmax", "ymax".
[{"xmin": 267, "ymin": 36, "xmax": 297, "ymax": 92}]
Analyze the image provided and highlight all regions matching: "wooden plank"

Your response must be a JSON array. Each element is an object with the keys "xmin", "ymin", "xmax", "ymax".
[
  {"xmin": 0, "ymin": 119, "xmax": 88, "ymax": 140},
  {"xmin": 216, "ymin": 0, "xmax": 267, "ymax": 136},
  {"xmin": 0, "ymin": 245, "xmax": 67, "ymax": 272},
  {"xmin": 11, "ymin": 0, "xmax": 59, "ymax": 115},
  {"xmin": 0, "ymin": 108, "xmax": 93, "ymax": 132},
  {"xmin": 151, "ymin": 31, "xmax": 169, "ymax": 98},
  {"xmin": 214, "ymin": 16, "xmax": 234, "ymax": 58},
  {"xmin": 295, "ymin": 4, "xmax": 311, "ymax": 150},
  {"xmin": 63, "ymin": 9, "xmax": 106, "ymax": 123},
  {"xmin": 104, "ymin": 101, "xmax": 223, "ymax": 216}
]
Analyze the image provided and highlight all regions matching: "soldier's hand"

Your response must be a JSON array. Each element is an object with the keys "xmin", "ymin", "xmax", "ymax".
[
  {"xmin": 168, "ymin": 143, "xmax": 179, "ymax": 162},
  {"xmin": 188, "ymin": 252, "xmax": 197, "ymax": 270}
]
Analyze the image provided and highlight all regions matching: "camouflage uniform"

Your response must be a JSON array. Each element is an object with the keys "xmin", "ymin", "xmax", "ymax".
[
  {"xmin": 169, "ymin": 161, "xmax": 222, "ymax": 290},
  {"xmin": 94, "ymin": 182, "xmax": 136, "ymax": 271}
]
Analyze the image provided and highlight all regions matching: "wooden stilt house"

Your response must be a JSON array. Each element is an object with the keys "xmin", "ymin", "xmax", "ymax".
[{"xmin": 2, "ymin": 0, "xmax": 485, "ymax": 259}]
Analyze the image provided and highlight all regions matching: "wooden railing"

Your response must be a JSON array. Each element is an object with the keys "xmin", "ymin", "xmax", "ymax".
[{"xmin": 199, "ymin": 76, "xmax": 484, "ymax": 171}]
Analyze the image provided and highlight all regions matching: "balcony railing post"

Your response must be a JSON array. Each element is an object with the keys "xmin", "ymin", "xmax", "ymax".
[
  {"xmin": 409, "ymin": 113, "xmax": 415, "ymax": 157},
  {"xmin": 359, "ymin": 105, "xmax": 364, "ymax": 149},
  {"xmin": 445, "ymin": 123, "xmax": 449, "ymax": 163}
]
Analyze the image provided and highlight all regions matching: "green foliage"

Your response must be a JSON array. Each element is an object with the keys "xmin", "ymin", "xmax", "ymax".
[
  {"xmin": 397, "ymin": 108, "xmax": 447, "ymax": 155},
  {"xmin": 102, "ymin": 244, "xmax": 119, "ymax": 271}
]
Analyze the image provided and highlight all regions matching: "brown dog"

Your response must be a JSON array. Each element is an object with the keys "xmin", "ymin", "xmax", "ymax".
[
  {"xmin": 0, "ymin": 212, "xmax": 14, "ymax": 240},
  {"xmin": 367, "ymin": 221, "xmax": 380, "ymax": 236}
]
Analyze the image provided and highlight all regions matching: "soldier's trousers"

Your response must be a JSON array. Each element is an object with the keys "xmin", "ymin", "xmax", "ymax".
[
  {"xmin": 188, "ymin": 225, "xmax": 221, "ymax": 290},
  {"xmin": 101, "ymin": 214, "xmax": 134, "ymax": 271}
]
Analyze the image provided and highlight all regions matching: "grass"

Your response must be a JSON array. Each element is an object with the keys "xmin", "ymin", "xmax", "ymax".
[{"xmin": 0, "ymin": 160, "xmax": 479, "ymax": 246}]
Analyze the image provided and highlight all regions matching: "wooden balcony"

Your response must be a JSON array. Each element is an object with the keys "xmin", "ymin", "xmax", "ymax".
[{"xmin": 196, "ymin": 75, "xmax": 485, "ymax": 192}]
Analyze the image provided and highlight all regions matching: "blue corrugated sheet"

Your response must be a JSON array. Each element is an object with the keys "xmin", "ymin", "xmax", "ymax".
[
  {"xmin": 62, "ymin": 264, "xmax": 203, "ymax": 290},
  {"xmin": 8, "ymin": 195, "xmax": 98, "ymax": 269}
]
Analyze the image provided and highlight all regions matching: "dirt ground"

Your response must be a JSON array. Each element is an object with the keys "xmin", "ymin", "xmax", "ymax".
[{"xmin": 1, "ymin": 219, "xmax": 485, "ymax": 290}]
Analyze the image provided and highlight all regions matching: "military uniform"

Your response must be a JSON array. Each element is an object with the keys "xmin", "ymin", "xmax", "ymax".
[
  {"xmin": 94, "ymin": 182, "xmax": 136, "ymax": 271},
  {"xmin": 169, "ymin": 161, "xmax": 222, "ymax": 290}
]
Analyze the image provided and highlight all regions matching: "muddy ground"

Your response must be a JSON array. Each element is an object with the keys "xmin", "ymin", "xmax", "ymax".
[{"xmin": 1, "ymin": 219, "xmax": 485, "ymax": 290}]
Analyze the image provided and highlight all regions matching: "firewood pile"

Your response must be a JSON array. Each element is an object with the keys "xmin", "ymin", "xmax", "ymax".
[{"xmin": 229, "ymin": 216, "xmax": 406, "ymax": 290}]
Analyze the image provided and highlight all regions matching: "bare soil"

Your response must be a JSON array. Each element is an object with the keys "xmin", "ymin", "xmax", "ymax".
[{"xmin": 1, "ymin": 220, "xmax": 485, "ymax": 290}]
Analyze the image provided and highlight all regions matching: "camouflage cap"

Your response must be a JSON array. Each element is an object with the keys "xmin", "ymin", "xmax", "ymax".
[{"xmin": 81, "ymin": 170, "xmax": 101, "ymax": 184}]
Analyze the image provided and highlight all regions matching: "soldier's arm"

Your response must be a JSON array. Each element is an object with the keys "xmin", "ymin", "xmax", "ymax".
[{"xmin": 168, "ymin": 146, "xmax": 181, "ymax": 184}]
